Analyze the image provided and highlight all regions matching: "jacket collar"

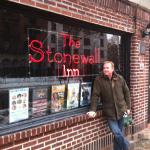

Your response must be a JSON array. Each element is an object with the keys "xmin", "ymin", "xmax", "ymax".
[{"xmin": 100, "ymin": 71, "xmax": 118, "ymax": 80}]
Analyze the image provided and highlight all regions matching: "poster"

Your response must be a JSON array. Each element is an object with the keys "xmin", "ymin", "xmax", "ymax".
[
  {"xmin": 51, "ymin": 84, "xmax": 65, "ymax": 112},
  {"xmin": 9, "ymin": 88, "xmax": 29, "ymax": 123},
  {"xmin": 80, "ymin": 82, "xmax": 92, "ymax": 106},
  {"xmin": 67, "ymin": 83, "xmax": 80, "ymax": 109},
  {"xmin": 32, "ymin": 88, "xmax": 48, "ymax": 117}
]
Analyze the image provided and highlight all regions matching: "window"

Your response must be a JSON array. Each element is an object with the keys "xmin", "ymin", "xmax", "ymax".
[
  {"xmin": 0, "ymin": 3, "xmax": 130, "ymax": 134},
  {"xmin": 100, "ymin": 39, "xmax": 104, "ymax": 47},
  {"xmin": 101, "ymin": 50, "xmax": 104, "ymax": 58},
  {"xmin": 84, "ymin": 38, "xmax": 90, "ymax": 45},
  {"xmin": 51, "ymin": 34, "xmax": 56, "ymax": 43}
]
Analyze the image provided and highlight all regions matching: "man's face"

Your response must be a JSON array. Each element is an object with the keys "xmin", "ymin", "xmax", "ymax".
[{"xmin": 103, "ymin": 63, "xmax": 114, "ymax": 77}]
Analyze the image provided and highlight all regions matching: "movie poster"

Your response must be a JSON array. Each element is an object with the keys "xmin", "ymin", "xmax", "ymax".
[
  {"xmin": 9, "ymin": 88, "xmax": 29, "ymax": 123},
  {"xmin": 51, "ymin": 84, "xmax": 65, "ymax": 112},
  {"xmin": 80, "ymin": 82, "xmax": 92, "ymax": 106},
  {"xmin": 67, "ymin": 83, "xmax": 80, "ymax": 109},
  {"xmin": 32, "ymin": 88, "xmax": 48, "ymax": 117}
]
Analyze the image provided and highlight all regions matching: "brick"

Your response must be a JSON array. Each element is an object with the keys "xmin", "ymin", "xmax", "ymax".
[
  {"xmin": 26, "ymin": 130, "xmax": 32, "ymax": 137},
  {"xmin": 52, "ymin": 141, "xmax": 62, "ymax": 148},
  {"xmin": 74, "ymin": 143, "xmax": 81, "ymax": 149},
  {"xmin": 6, "ymin": 145, "xmax": 22, "ymax": 150},
  {"xmin": 63, "ymin": 128, "xmax": 72, "ymax": 134},
  {"xmin": 67, "ymin": 143, "xmax": 71, "ymax": 148},
  {"xmin": 57, "ymin": 3, "xmax": 68, "ymax": 9},
  {"xmin": 74, "ymin": 134, "xmax": 82, "ymax": 140},
  {"xmin": 20, "ymin": 0, "xmax": 35, "ymax": 6},
  {"xmin": 23, "ymin": 141, "xmax": 37, "ymax": 148},
  {"xmin": 3, "ymin": 135, "xmax": 10, "ymax": 144},
  {"xmin": 45, "ymin": 125, "xmax": 50, "ymax": 132},
  {"xmin": 72, "ymin": 140, "xmax": 76, "ymax": 145},
  {"xmin": 51, "ymin": 132, "xmax": 62, "ymax": 138},
  {"xmin": 64, "ymin": 138, "xmax": 73, "ymax": 144},
  {"xmin": 67, "ymin": 0, "xmax": 78, "ymax": 3},
  {"xmin": 49, "ymin": 5, "xmax": 61, "ymax": 13},
  {"xmin": 68, "ymin": 131, "xmax": 77, "ymax": 137},
  {"xmin": 21, "ymin": 131, "xmax": 27, "ymax": 139},
  {"xmin": 58, "ymin": 120, "xmax": 66, "ymax": 128},
  {"xmin": 55, "ymin": 147, "xmax": 61, "ymax": 150},
  {"xmin": 40, "ymin": 146, "xmax": 51, "ymax": 150},
  {"xmin": 44, "ymin": 0, "xmax": 56, "ymax": 6},
  {"xmin": 37, "ymin": 127, "xmax": 42, "ymax": 135},
  {"xmin": 78, "ymin": 128, "xmax": 86, "ymax": 133},
  {"xmin": 0, "ymin": 142, "xmax": 14, "ymax": 150},
  {"xmin": 73, "ymin": 3, "xmax": 82, "ymax": 10},
  {"xmin": 45, "ymin": 139, "xmax": 56, "ymax": 146},
  {"xmin": 38, "ymin": 136, "xmax": 50, "ymax": 143},
  {"xmin": 57, "ymin": 135, "xmax": 67, "ymax": 141},
  {"xmin": 61, "ymin": 10, "xmax": 72, "ymax": 16},
  {"xmin": 31, "ymin": 143, "xmax": 44, "ymax": 150},
  {"xmin": 36, "ymin": 2, "xmax": 49, "ymax": 10},
  {"xmin": 32, "ymin": 128, "xmax": 37, "ymax": 136},
  {"xmin": 61, "ymin": 145, "xmax": 66, "ymax": 149},
  {"xmin": 41, "ymin": 126, "xmax": 46, "ymax": 133},
  {"xmin": 73, "ymin": 125, "xmax": 82, "ymax": 131},
  {"xmin": 63, "ymin": 1, "xmax": 73, "ymax": 6},
  {"xmin": 69, "ymin": 7, "xmax": 77, "ymax": 12},
  {"xmin": 0, "ymin": 137, "xmax": 3, "ymax": 146}
]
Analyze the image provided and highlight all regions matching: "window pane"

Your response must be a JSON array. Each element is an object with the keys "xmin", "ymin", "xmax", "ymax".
[{"xmin": 0, "ymin": 5, "xmax": 123, "ymax": 126}]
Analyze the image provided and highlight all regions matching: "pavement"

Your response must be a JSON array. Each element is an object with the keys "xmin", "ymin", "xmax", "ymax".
[
  {"xmin": 133, "ymin": 125, "xmax": 150, "ymax": 150},
  {"xmin": 102, "ymin": 124, "xmax": 150, "ymax": 150}
]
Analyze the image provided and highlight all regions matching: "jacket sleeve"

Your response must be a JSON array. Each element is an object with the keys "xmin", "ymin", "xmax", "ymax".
[
  {"xmin": 122, "ymin": 77, "xmax": 131, "ymax": 110},
  {"xmin": 90, "ymin": 77, "xmax": 101, "ymax": 111}
]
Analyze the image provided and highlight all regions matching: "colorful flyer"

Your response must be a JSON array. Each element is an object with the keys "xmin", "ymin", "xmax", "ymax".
[
  {"xmin": 51, "ymin": 84, "xmax": 66, "ymax": 112},
  {"xmin": 9, "ymin": 88, "xmax": 29, "ymax": 123},
  {"xmin": 80, "ymin": 82, "xmax": 92, "ymax": 106},
  {"xmin": 67, "ymin": 83, "xmax": 80, "ymax": 109},
  {"xmin": 32, "ymin": 88, "xmax": 48, "ymax": 117}
]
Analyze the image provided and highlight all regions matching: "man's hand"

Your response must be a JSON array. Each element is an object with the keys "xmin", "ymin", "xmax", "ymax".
[
  {"xmin": 127, "ymin": 109, "xmax": 131, "ymax": 115},
  {"xmin": 87, "ymin": 111, "xmax": 96, "ymax": 118}
]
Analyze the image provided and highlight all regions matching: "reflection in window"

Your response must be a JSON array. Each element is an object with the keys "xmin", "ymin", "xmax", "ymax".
[
  {"xmin": 0, "ymin": 9, "xmax": 122, "ymax": 78},
  {"xmin": 51, "ymin": 22, "xmax": 56, "ymax": 31},
  {"xmin": 101, "ymin": 50, "xmax": 104, "ymax": 58},
  {"xmin": 0, "ymin": 6, "xmax": 123, "ymax": 126},
  {"xmin": 100, "ymin": 39, "xmax": 104, "ymax": 47},
  {"xmin": 84, "ymin": 38, "xmax": 90, "ymax": 45}
]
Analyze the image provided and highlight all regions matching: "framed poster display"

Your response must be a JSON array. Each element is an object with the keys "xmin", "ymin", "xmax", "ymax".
[
  {"xmin": 9, "ymin": 88, "xmax": 29, "ymax": 123},
  {"xmin": 80, "ymin": 82, "xmax": 92, "ymax": 106},
  {"xmin": 67, "ymin": 83, "xmax": 80, "ymax": 109},
  {"xmin": 32, "ymin": 88, "xmax": 48, "ymax": 117},
  {"xmin": 51, "ymin": 84, "xmax": 66, "ymax": 112}
]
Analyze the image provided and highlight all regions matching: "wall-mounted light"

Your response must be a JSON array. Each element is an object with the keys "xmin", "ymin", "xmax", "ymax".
[{"xmin": 142, "ymin": 23, "xmax": 150, "ymax": 37}]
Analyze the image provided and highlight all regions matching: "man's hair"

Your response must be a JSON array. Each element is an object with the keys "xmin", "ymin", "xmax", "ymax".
[{"xmin": 103, "ymin": 61, "xmax": 114, "ymax": 69}]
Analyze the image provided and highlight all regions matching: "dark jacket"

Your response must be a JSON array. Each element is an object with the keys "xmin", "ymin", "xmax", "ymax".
[{"xmin": 90, "ymin": 72, "xmax": 131, "ymax": 120}]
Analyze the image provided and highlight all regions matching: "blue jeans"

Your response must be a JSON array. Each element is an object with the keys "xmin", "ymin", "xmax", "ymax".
[{"xmin": 107, "ymin": 117, "xmax": 129, "ymax": 150}]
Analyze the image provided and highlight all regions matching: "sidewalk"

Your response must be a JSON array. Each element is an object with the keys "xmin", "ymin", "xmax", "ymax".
[
  {"xmin": 102, "ymin": 124, "xmax": 150, "ymax": 150},
  {"xmin": 133, "ymin": 126, "xmax": 150, "ymax": 150}
]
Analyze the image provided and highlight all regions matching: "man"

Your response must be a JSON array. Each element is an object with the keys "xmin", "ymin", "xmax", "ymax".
[{"xmin": 87, "ymin": 61, "xmax": 131, "ymax": 150}]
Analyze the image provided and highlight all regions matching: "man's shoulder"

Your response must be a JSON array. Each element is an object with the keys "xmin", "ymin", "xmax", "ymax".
[
  {"xmin": 117, "ymin": 74, "xmax": 125, "ymax": 80},
  {"xmin": 114, "ymin": 72, "xmax": 124, "ymax": 80}
]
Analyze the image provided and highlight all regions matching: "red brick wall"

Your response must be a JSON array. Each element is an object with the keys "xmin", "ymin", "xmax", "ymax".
[
  {"xmin": 1, "ymin": 0, "xmax": 150, "ymax": 149},
  {"xmin": 8, "ymin": 0, "xmax": 135, "ymax": 32},
  {"xmin": 0, "ymin": 111, "xmax": 113, "ymax": 150},
  {"xmin": 130, "ymin": 13, "xmax": 150, "ymax": 133}
]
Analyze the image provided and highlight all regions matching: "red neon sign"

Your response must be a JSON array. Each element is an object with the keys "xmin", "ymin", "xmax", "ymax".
[
  {"xmin": 29, "ymin": 33, "xmax": 100, "ymax": 77},
  {"xmin": 61, "ymin": 33, "xmax": 80, "ymax": 48},
  {"xmin": 29, "ymin": 40, "xmax": 95, "ymax": 65}
]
